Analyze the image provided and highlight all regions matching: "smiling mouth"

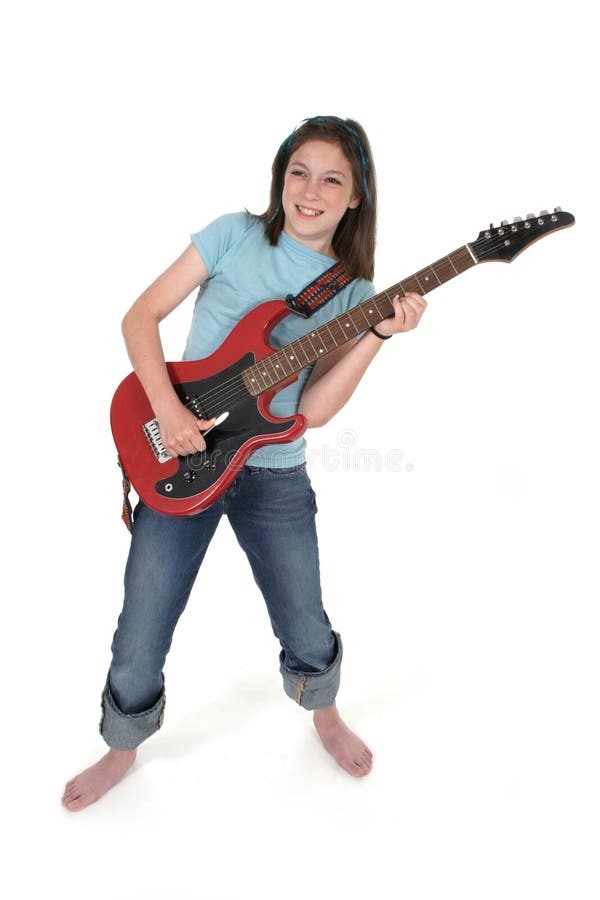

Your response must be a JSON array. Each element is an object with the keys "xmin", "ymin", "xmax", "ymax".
[{"xmin": 296, "ymin": 205, "xmax": 323, "ymax": 217}]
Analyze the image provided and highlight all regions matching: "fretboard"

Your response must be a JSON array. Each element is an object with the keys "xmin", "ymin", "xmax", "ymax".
[{"xmin": 242, "ymin": 244, "xmax": 477, "ymax": 397}]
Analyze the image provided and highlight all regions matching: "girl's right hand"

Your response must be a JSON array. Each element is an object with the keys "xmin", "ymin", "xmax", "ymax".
[{"xmin": 156, "ymin": 402, "xmax": 216, "ymax": 457}]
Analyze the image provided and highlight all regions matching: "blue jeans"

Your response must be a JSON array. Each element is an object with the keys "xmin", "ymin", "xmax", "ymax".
[{"xmin": 100, "ymin": 464, "xmax": 343, "ymax": 750}]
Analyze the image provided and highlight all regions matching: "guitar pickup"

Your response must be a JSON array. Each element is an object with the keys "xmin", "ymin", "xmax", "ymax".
[{"xmin": 143, "ymin": 418, "xmax": 172, "ymax": 464}]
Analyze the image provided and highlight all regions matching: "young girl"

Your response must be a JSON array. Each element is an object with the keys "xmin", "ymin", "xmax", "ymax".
[{"xmin": 62, "ymin": 115, "xmax": 427, "ymax": 812}]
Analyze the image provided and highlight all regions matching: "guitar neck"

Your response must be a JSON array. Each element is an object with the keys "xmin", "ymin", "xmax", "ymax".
[{"xmin": 243, "ymin": 243, "xmax": 478, "ymax": 396}]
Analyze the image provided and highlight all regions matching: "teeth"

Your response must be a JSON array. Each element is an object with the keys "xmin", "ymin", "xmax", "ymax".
[{"xmin": 297, "ymin": 205, "xmax": 322, "ymax": 217}]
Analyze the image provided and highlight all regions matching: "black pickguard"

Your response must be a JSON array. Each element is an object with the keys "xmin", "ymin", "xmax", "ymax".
[{"xmin": 155, "ymin": 353, "xmax": 296, "ymax": 501}]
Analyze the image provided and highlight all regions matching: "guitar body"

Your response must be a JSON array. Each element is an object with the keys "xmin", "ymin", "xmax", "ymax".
[{"xmin": 110, "ymin": 300, "xmax": 307, "ymax": 516}]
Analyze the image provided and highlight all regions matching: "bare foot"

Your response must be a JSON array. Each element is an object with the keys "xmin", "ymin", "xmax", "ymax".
[
  {"xmin": 313, "ymin": 703, "xmax": 373, "ymax": 777},
  {"xmin": 62, "ymin": 749, "xmax": 137, "ymax": 812}
]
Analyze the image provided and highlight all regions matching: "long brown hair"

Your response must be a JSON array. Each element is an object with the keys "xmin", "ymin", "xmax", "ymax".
[{"xmin": 259, "ymin": 117, "xmax": 377, "ymax": 281}]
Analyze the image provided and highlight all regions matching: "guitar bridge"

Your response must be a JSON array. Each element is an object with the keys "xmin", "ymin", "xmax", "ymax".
[{"xmin": 143, "ymin": 418, "xmax": 172, "ymax": 464}]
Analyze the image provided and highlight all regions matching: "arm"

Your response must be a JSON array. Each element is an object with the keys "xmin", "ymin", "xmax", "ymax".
[
  {"xmin": 121, "ymin": 243, "xmax": 215, "ymax": 456},
  {"xmin": 298, "ymin": 292, "xmax": 427, "ymax": 427}
]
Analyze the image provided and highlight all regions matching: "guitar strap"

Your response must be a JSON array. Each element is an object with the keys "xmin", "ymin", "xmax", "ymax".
[
  {"xmin": 284, "ymin": 261, "xmax": 355, "ymax": 318},
  {"xmin": 118, "ymin": 457, "xmax": 134, "ymax": 532},
  {"xmin": 118, "ymin": 262, "xmax": 355, "ymax": 531}
]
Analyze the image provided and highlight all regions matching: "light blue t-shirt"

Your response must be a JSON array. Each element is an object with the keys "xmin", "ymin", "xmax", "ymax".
[{"xmin": 183, "ymin": 212, "xmax": 375, "ymax": 467}]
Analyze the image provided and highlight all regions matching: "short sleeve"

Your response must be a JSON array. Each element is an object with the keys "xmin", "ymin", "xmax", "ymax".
[{"xmin": 190, "ymin": 212, "xmax": 257, "ymax": 275}]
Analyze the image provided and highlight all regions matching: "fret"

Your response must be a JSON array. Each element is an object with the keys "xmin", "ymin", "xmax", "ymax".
[
  {"xmin": 430, "ymin": 258, "xmax": 456, "ymax": 284},
  {"xmin": 447, "ymin": 255, "xmax": 459, "ymax": 275},
  {"xmin": 401, "ymin": 277, "xmax": 420, "ymax": 295},
  {"xmin": 369, "ymin": 300, "xmax": 385, "ymax": 322},
  {"xmin": 357, "ymin": 304, "xmax": 373, "ymax": 329},
  {"xmin": 387, "ymin": 284, "xmax": 406, "ymax": 298},
  {"xmin": 304, "ymin": 331, "xmax": 319, "ymax": 359},
  {"xmin": 258, "ymin": 364, "xmax": 271, "ymax": 390},
  {"xmin": 423, "ymin": 265, "xmax": 442, "ymax": 287},
  {"xmin": 440, "ymin": 258, "xmax": 457, "ymax": 282},
  {"xmin": 465, "ymin": 243, "xmax": 478, "ymax": 264},
  {"xmin": 303, "ymin": 340, "xmax": 314, "ymax": 363},
  {"xmin": 257, "ymin": 359, "xmax": 276, "ymax": 387},
  {"xmin": 348, "ymin": 312, "xmax": 361, "ymax": 336},
  {"xmin": 242, "ymin": 369, "xmax": 254, "ymax": 395},
  {"xmin": 285, "ymin": 346, "xmax": 301, "ymax": 373},
  {"xmin": 378, "ymin": 292, "xmax": 396, "ymax": 315},
  {"xmin": 454, "ymin": 247, "xmax": 475, "ymax": 272},
  {"xmin": 367, "ymin": 293, "xmax": 391, "ymax": 320},
  {"xmin": 295, "ymin": 338, "xmax": 313, "ymax": 367},
  {"xmin": 311, "ymin": 328, "xmax": 330, "ymax": 357},
  {"xmin": 328, "ymin": 316, "xmax": 350, "ymax": 345},
  {"xmin": 275, "ymin": 349, "xmax": 293, "ymax": 377},
  {"xmin": 270, "ymin": 352, "xmax": 287, "ymax": 379},
  {"xmin": 362, "ymin": 300, "xmax": 383, "ymax": 322},
  {"xmin": 324, "ymin": 322, "xmax": 339, "ymax": 347},
  {"xmin": 413, "ymin": 272, "xmax": 426, "ymax": 293},
  {"xmin": 247, "ymin": 365, "xmax": 268, "ymax": 393}
]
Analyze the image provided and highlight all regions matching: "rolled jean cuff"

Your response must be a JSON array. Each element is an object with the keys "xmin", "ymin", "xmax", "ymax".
[
  {"xmin": 279, "ymin": 631, "xmax": 343, "ymax": 710},
  {"xmin": 100, "ymin": 679, "xmax": 166, "ymax": 750}
]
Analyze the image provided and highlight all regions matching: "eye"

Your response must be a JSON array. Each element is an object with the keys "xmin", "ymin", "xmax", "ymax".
[
  {"xmin": 289, "ymin": 168, "xmax": 307, "ymax": 177},
  {"xmin": 325, "ymin": 177, "xmax": 342, "ymax": 185}
]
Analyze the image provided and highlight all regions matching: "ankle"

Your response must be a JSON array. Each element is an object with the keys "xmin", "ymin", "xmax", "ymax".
[
  {"xmin": 313, "ymin": 703, "xmax": 340, "ymax": 724},
  {"xmin": 106, "ymin": 748, "xmax": 137, "ymax": 765}
]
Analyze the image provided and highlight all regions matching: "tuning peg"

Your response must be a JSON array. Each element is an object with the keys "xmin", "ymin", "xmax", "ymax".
[
  {"xmin": 554, "ymin": 206, "xmax": 562, "ymax": 212},
  {"xmin": 526, "ymin": 212, "xmax": 535, "ymax": 219},
  {"xmin": 539, "ymin": 209, "xmax": 549, "ymax": 216},
  {"xmin": 513, "ymin": 216, "xmax": 523, "ymax": 223},
  {"xmin": 501, "ymin": 219, "xmax": 509, "ymax": 226}
]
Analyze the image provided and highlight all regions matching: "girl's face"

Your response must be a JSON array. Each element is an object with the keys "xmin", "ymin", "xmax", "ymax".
[{"xmin": 281, "ymin": 139, "xmax": 360, "ymax": 257}]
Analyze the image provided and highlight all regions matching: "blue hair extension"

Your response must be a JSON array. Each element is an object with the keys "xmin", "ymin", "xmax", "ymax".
[{"xmin": 309, "ymin": 116, "xmax": 374, "ymax": 208}]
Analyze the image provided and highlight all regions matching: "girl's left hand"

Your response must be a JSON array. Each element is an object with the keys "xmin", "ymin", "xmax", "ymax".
[{"xmin": 375, "ymin": 291, "xmax": 427, "ymax": 336}]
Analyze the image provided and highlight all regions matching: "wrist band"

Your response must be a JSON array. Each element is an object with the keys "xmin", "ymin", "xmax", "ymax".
[{"xmin": 369, "ymin": 325, "xmax": 392, "ymax": 341}]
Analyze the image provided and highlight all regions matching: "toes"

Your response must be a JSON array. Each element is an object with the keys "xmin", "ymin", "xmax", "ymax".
[
  {"xmin": 352, "ymin": 749, "xmax": 373, "ymax": 775},
  {"xmin": 64, "ymin": 796, "xmax": 87, "ymax": 812},
  {"xmin": 62, "ymin": 793, "xmax": 82, "ymax": 810},
  {"xmin": 64, "ymin": 789, "xmax": 97, "ymax": 812},
  {"xmin": 347, "ymin": 754, "xmax": 372, "ymax": 776},
  {"xmin": 62, "ymin": 785, "xmax": 78, "ymax": 803}
]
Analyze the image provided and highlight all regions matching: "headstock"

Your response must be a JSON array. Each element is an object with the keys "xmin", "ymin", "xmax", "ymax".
[{"xmin": 471, "ymin": 208, "xmax": 575, "ymax": 263}]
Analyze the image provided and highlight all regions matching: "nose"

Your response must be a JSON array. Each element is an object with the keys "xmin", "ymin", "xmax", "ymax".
[{"xmin": 302, "ymin": 176, "xmax": 321, "ymax": 199}]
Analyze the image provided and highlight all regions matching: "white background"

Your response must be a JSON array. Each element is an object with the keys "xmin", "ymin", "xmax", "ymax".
[{"xmin": 2, "ymin": 1, "xmax": 598, "ymax": 898}]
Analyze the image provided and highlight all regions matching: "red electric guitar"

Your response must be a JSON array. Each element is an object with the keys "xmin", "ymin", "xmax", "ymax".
[{"xmin": 111, "ymin": 209, "xmax": 575, "ymax": 516}]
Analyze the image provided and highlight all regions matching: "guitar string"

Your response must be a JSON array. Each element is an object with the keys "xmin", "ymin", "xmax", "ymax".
[
  {"xmin": 185, "ymin": 245, "xmax": 475, "ymax": 413},
  {"xmin": 180, "ymin": 226, "xmax": 559, "ymax": 416},
  {"xmin": 183, "ymin": 299, "xmax": 384, "ymax": 414},
  {"xmin": 181, "ymin": 247, "xmax": 472, "ymax": 414},
  {"xmin": 182, "ymin": 257, "xmax": 497, "ymax": 415},
  {"xmin": 186, "ymin": 282, "xmax": 405, "ymax": 416},
  {"xmin": 179, "ymin": 294, "xmax": 388, "ymax": 413}
]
